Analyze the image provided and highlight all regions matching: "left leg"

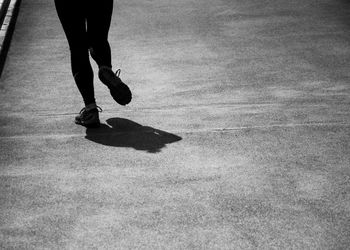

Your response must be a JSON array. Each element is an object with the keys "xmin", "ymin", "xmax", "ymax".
[
  {"xmin": 55, "ymin": 0, "xmax": 100, "ymax": 127},
  {"xmin": 54, "ymin": 0, "xmax": 96, "ymax": 107}
]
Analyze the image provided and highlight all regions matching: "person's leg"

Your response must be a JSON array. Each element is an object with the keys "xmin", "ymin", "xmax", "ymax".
[
  {"xmin": 54, "ymin": 0, "xmax": 96, "ymax": 106},
  {"xmin": 86, "ymin": 0, "xmax": 113, "ymax": 69},
  {"xmin": 85, "ymin": 0, "xmax": 132, "ymax": 106}
]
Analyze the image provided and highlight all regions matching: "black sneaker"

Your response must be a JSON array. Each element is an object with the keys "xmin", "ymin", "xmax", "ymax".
[
  {"xmin": 75, "ymin": 107, "xmax": 102, "ymax": 128},
  {"xmin": 98, "ymin": 67, "xmax": 132, "ymax": 105}
]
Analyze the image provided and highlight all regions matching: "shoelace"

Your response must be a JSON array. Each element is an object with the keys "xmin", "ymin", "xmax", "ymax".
[
  {"xmin": 115, "ymin": 69, "xmax": 121, "ymax": 78},
  {"xmin": 79, "ymin": 106, "xmax": 103, "ymax": 114}
]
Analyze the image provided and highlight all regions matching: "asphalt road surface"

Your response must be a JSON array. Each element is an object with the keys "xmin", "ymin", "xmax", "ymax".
[{"xmin": 1, "ymin": 0, "xmax": 350, "ymax": 249}]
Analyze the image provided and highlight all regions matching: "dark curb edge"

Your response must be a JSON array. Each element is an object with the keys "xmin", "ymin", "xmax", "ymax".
[{"xmin": 0, "ymin": 0, "xmax": 22, "ymax": 78}]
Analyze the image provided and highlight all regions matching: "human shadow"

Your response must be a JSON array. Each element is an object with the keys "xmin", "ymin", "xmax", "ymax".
[{"xmin": 85, "ymin": 118, "xmax": 182, "ymax": 153}]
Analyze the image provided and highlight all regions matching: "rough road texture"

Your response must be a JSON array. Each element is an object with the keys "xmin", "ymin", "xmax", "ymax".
[{"xmin": 1, "ymin": 0, "xmax": 350, "ymax": 249}]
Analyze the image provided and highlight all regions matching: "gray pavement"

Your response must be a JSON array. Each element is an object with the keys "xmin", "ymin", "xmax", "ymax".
[{"xmin": 1, "ymin": 0, "xmax": 350, "ymax": 249}]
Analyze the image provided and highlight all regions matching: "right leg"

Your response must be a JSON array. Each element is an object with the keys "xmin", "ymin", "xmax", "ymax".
[
  {"xmin": 86, "ymin": 0, "xmax": 132, "ymax": 106},
  {"xmin": 54, "ymin": 0, "xmax": 95, "ymax": 106},
  {"xmin": 86, "ymin": 0, "xmax": 113, "ymax": 69}
]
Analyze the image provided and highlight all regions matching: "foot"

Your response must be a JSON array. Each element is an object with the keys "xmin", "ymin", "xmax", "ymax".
[
  {"xmin": 75, "ymin": 106, "xmax": 102, "ymax": 128},
  {"xmin": 98, "ymin": 67, "xmax": 132, "ymax": 105}
]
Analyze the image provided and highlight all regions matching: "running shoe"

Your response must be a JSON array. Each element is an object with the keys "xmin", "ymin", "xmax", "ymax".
[
  {"xmin": 98, "ymin": 67, "xmax": 132, "ymax": 105},
  {"xmin": 75, "ymin": 106, "xmax": 102, "ymax": 128}
]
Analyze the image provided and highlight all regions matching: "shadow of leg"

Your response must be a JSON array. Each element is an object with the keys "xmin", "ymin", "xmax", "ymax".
[{"xmin": 85, "ymin": 118, "xmax": 182, "ymax": 153}]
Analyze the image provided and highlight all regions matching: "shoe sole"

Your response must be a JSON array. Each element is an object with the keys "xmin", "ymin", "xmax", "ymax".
[
  {"xmin": 75, "ymin": 120, "xmax": 101, "ymax": 128},
  {"xmin": 75, "ymin": 116, "xmax": 101, "ymax": 128}
]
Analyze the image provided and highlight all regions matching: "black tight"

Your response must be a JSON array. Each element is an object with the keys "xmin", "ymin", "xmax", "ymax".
[{"xmin": 54, "ymin": 0, "xmax": 113, "ymax": 105}]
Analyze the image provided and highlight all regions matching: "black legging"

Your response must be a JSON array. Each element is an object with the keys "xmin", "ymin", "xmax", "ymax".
[{"xmin": 54, "ymin": 0, "xmax": 113, "ymax": 105}]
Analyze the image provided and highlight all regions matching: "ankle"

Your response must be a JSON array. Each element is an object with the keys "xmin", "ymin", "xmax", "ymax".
[
  {"xmin": 99, "ymin": 66, "xmax": 112, "ymax": 71},
  {"xmin": 85, "ymin": 103, "xmax": 97, "ymax": 111}
]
